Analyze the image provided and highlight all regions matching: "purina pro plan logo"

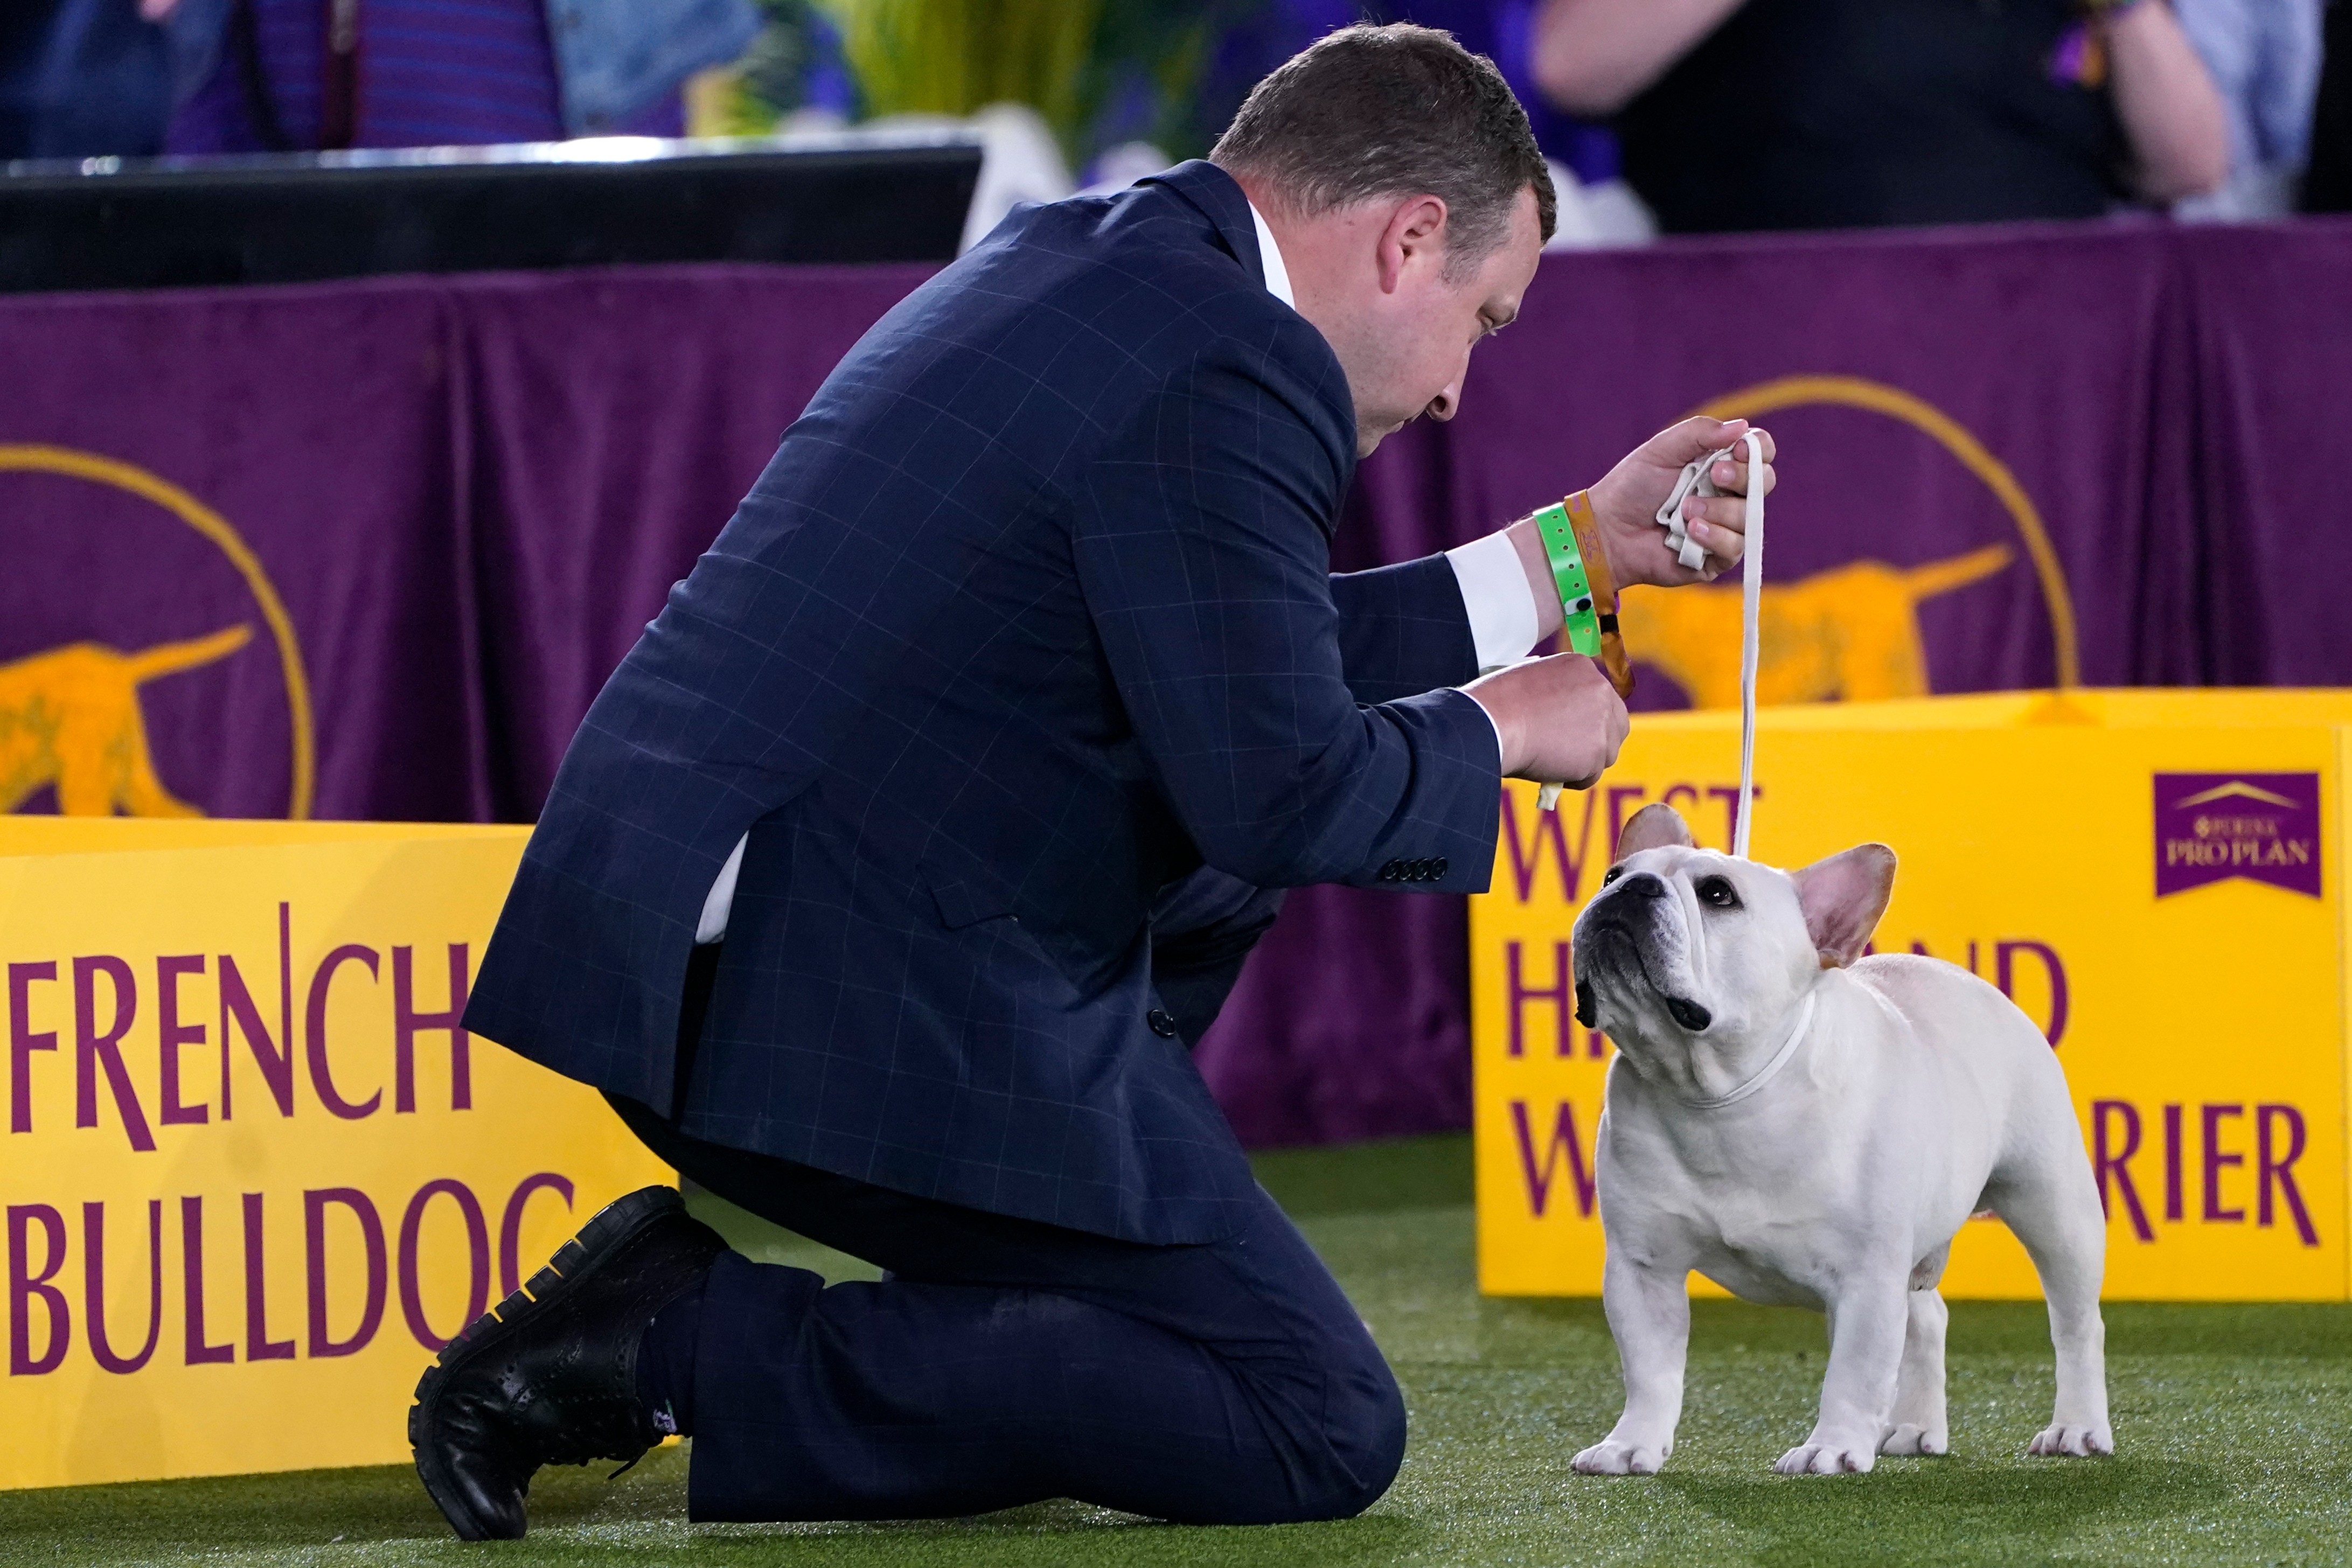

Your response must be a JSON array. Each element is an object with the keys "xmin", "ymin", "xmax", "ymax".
[{"xmin": 2153, "ymin": 773, "xmax": 2321, "ymax": 899}]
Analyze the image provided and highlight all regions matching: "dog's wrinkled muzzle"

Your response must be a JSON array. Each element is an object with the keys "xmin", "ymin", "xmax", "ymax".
[
  {"xmin": 1576, "ymin": 874, "xmax": 1713, "ymax": 1033},
  {"xmin": 1576, "ymin": 968, "xmax": 1708, "ymax": 1030}
]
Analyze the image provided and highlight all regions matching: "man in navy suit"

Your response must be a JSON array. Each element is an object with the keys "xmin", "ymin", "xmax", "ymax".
[{"xmin": 412, "ymin": 23, "xmax": 1773, "ymax": 1538}]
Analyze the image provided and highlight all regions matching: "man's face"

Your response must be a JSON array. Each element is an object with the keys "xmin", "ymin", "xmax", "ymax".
[{"xmin": 1319, "ymin": 187, "xmax": 1543, "ymax": 457}]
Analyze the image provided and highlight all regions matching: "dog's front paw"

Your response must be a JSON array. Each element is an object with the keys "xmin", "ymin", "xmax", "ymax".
[
  {"xmin": 1572, "ymin": 1439, "xmax": 1669, "ymax": 1476},
  {"xmin": 1879, "ymin": 1423, "xmax": 1947, "ymax": 1458},
  {"xmin": 1774, "ymin": 1439, "xmax": 1877, "ymax": 1475},
  {"xmin": 2026, "ymin": 1423, "xmax": 2113, "ymax": 1458}
]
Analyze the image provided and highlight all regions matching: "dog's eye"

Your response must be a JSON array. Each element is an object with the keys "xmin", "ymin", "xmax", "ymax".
[
  {"xmin": 1602, "ymin": 865, "xmax": 1624, "ymax": 886},
  {"xmin": 1694, "ymin": 875, "xmax": 1740, "ymax": 909}
]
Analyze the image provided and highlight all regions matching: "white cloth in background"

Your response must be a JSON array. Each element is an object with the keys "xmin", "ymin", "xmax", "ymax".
[{"xmin": 1540, "ymin": 158, "xmax": 1659, "ymax": 250}]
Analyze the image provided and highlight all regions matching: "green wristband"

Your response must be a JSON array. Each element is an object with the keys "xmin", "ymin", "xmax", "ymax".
[{"xmin": 1533, "ymin": 502, "xmax": 1604, "ymax": 656}]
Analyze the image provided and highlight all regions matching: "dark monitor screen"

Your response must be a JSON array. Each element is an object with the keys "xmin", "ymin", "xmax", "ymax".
[{"xmin": 0, "ymin": 131, "xmax": 982, "ymax": 293}]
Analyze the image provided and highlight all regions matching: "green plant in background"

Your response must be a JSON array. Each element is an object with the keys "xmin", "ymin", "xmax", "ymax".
[
  {"xmin": 1075, "ymin": 0, "xmax": 1248, "ymax": 166},
  {"xmin": 722, "ymin": 0, "xmax": 1274, "ymax": 172},
  {"xmin": 729, "ymin": 0, "xmax": 837, "ymax": 124},
  {"xmin": 817, "ymin": 0, "xmax": 1105, "ymax": 140},
  {"xmin": 693, "ymin": 0, "xmax": 846, "ymax": 135}
]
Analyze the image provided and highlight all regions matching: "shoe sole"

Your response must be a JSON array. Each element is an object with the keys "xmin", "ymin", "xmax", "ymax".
[{"xmin": 408, "ymin": 1184, "xmax": 686, "ymax": 1541}]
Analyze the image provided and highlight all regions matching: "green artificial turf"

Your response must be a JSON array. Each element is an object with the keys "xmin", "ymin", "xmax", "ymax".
[{"xmin": 5, "ymin": 1133, "xmax": 2347, "ymax": 1566}]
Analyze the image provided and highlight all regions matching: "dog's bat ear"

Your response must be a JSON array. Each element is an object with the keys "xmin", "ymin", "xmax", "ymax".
[
  {"xmin": 1615, "ymin": 803, "xmax": 1694, "ymax": 861},
  {"xmin": 1791, "ymin": 844, "xmax": 1898, "ymax": 968}
]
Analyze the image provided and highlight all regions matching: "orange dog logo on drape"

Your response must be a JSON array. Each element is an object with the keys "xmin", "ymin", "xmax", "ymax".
[
  {"xmin": 1650, "ymin": 376, "xmax": 2082, "ymax": 709},
  {"xmin": 0, "ymin": 626, "xmax": 255, "ymax": 816},
  {"xmin": 0, "ymin": 446, "xmax": 313, "ymax": 818},
  {"xmin": 1619, "ymin": 544, "xmax": 2014, "ymax": 707}
]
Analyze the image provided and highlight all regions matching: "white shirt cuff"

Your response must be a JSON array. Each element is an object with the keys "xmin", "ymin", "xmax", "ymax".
[
  {"xmin": 1446, "ymin": 529, "xmax": 1543, "ymax": 671},
  {"xmin": 695, "ymin": 832, "xmax": 748, "ymax": 944}
]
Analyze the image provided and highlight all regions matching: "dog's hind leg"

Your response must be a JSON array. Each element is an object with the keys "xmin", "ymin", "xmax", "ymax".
[
  {"xmin": 1880, "ymin": 1286, "xmax": 1949, "ymax": 1456},
  {"xmin": 1572, "ymin": 1251, "xmax": 1689, "ymax": 1476},
  {"xmin": 114, "ymin": 714, "xmax": 203, "ymax": 818},
  {"xmin": 1987, "ymin": 1159, "xmax": 2113, "ymax": 1458}
]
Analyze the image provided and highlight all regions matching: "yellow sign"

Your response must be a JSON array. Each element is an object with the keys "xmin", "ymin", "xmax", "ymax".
[
  {"xmin": 1473, "ymin": 691, "xmax": 2351, "ymax": 1302},
  {"xmin": 0, "ymin": 818, "xmax": 670, "ymax": 1490}
]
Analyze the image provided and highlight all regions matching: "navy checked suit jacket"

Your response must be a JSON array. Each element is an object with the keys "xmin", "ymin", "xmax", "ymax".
[{"xmin": 465, "ymin": 161, "xmax": 1503, "ymax": 1244}]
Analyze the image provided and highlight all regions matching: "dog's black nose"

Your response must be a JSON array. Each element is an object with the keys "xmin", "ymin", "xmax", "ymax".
[{"xmin": 1622, "ymin": 873, "xmax": 1667, "ymax": 900}]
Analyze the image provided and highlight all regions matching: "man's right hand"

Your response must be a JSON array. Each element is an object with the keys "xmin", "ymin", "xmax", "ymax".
[{"xmin": 1464, "ymin": 652, "xmax": 1629, "ymax": 790}]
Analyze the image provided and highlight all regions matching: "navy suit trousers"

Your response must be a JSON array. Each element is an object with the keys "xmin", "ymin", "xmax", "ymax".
[
  {"xmin": 607, "ymin": 867, "xmax": 1401, "ymax": 1524},
  {"xmin": 613, "ymin": 1099, "xmax": 1403, "ymax": 1524}
]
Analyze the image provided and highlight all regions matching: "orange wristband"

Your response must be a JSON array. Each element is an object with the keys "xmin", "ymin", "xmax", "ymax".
[{"xmin": 1564, "ymin": 490, "xmax": 1635, "ymax": 700}]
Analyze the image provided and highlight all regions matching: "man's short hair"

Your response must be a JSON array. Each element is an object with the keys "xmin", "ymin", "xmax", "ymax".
[{"xmin": 1211, "ymin": 23, "xmax": 1556, "ymax": 274}]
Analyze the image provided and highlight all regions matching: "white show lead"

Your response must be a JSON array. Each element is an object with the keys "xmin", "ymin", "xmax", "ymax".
[{"xmin": 1537, "ymin": 431, "xmax": 1766, "ymax": 861}]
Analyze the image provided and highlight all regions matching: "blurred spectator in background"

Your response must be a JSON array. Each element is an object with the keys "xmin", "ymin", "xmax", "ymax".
[
  {"xmin": 1531, "ymin": 0, "xmax": 2230, "ymax": 233},
  {"xmin": 3, "ymin": 0, "xmax": 171, "ymax": 159},
  {"xmin": 155, "ymin": 0, "xmax": 759, "ymax": 154},
  {"xmin": 2302, "ymin": 0, "xmax": 2349, "ymax": 206},
  {"xmin": 1366, "ymin": 1, "xmax": 1654, "ymax": 244},
  {"xmin": 22, "ymin": 0, "xmax": 2281, "ymax": 236},
  {"xmin": 2171, "ymin": 0, "xmax": 2323, "ymax": 218}
]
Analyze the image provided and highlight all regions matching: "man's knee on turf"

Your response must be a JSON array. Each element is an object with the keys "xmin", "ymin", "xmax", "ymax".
[
  {"xmin": 1262, "ymin": 1334, "xmax": 1409, "ymax": 1523},
  {"xmin": 1314, "ymin": 1362, "xmax": 1409, "ymax": 1519}
]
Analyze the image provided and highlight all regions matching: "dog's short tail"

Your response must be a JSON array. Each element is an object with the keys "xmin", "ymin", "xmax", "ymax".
[{"xmin": 123, "ymin": 624, "xmax": 254, "ymax": 682}]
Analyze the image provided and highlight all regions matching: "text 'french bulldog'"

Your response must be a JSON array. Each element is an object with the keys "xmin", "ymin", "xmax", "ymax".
[{"xmin": 1569, "ymin": 803, "xmax": 2113, "ymax": 1476}]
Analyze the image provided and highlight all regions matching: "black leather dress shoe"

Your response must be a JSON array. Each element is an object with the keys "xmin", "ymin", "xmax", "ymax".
[{"xmin": 408, "ymin": 1184, "xmax": 726, "ymax": 1540}]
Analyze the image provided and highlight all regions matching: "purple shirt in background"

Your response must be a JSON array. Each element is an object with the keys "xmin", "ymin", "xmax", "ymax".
[{"xmin": 167, "ymin": 0, "xmax": 681, "ymax": 155}]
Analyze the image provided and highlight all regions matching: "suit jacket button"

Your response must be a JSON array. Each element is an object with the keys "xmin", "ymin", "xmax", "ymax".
[
  {"xmin": 1431, "ymin": 856, "xmax": 1449, "ymax": 879},
  {"xmin": 1378, "ymin": 860, "xmax": 1401, "ymax": 882},
  {"xmin": 1409, "ymin": 858, "xmax": 1431, "ymax": 880},
  {"xmin": 1147, "ymin": 1008, "xmax": 1179, "ymax": 1037}
]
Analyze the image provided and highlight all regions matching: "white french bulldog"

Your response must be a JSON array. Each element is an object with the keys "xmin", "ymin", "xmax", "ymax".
[{"xmin": 1567, "ymin": 803, "xmax": 2112, "ymax": 1476}]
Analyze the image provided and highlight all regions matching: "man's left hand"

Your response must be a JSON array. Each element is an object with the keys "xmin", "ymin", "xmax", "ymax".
[
  {"xmin": 1501, "ymin": 417, "xmax": 1775, "ymax": 634},
  {"xmin": 1585, "ymin": 416, "xmax": 1775, "ymax": 589}
]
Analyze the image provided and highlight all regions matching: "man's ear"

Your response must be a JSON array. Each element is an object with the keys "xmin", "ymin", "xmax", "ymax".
[
  {"xmin": 1376, "ymin": 194, "xmax": 1448, "ymax": 292},
  {"xmin": 1616, "ymin": 803, "xmax": 1693, "ymax": 861},
  {"xmin": 1790, "ymin": 844, "xmax": 1897, "ymax": 968}
]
